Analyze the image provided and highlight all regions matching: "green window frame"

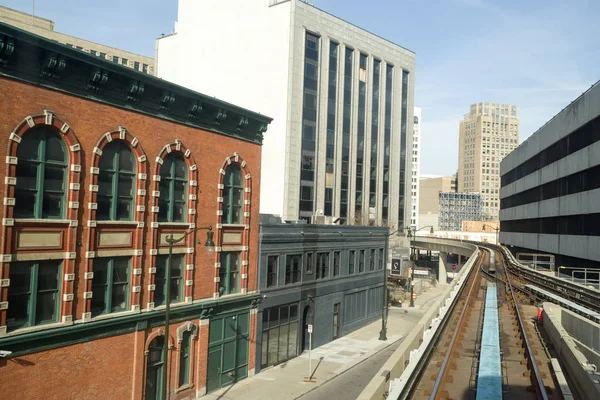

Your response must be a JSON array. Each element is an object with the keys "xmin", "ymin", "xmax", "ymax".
[
  {"xmin": 158, "ymin": 153, "xmax": 188, "ymax": 222},
  {"xmin": 222, "ymin": 165, "xmax": 244, "ymax": 224},
  {"xmin": 91, "ymin": 257, "xmax": 131, "ymax": 316},
  {"xmin": 179, "ymin": 331, "xmax": 192, "ymax": 387},
  {"xmin": 154, "ymin": 254, "xmax": 184, "ymax": 306},
  {"xmin": 219, "ymin": 252, "xmax": 240, "ymax": 295},
  {"xmin": 14, "ymin": 127, "xmax": 67, "ymax": 219},
  {"xmin": 97, "ymin": 141, "xmax": 136, "ymax": 221},
  {"xmin": 6, "ymin": 260, "xmax": 62, "ymax": 331}
]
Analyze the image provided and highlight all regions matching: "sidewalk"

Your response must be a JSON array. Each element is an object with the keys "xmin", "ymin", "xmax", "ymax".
[{"xmin": 202, "ymin": 283, "xmax": 449, "ymax": 400}]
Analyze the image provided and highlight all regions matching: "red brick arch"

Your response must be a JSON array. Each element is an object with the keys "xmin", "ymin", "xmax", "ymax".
[
  {"xmin": 148, "ymin": 140, "xmax": 198, "ymax": 308},
  {"xmin": 214, "ymin": 152, "xmax": 252, "ymax": 296},
  {"xmin": 1, "ymin": 110, "xmax": 82, "ymax": 331},
  {"xmin": 82, "ymin": 127, "xmax": 148, "ymax": 319}
]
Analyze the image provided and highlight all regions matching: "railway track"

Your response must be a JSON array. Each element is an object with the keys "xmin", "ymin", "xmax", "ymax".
[{"xmin": 399, "ymin": 247, "xmax": 564, "ymax": 400}]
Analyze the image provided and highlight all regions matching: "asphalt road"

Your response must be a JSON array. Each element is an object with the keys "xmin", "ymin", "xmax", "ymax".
[{"xmin": 297, "ymin": 338, "xmax": 403, "ymax": 400}]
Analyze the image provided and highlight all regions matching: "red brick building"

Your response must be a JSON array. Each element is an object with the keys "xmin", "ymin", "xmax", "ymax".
[{"xmin": 0, "ymin": 22, "xmax": 271, "ymax": 399}]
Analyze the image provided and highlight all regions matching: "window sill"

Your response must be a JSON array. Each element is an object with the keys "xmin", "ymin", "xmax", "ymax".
[
  {"xmin": 157, "ymin": 222, "xmax": 193, "ymax": 227},
  {"xmin": 2, "ymin": 320, "xmax": 71, "ymax": 337},
  {"xmin": 95, "ymin": 221, "xmax": 139, "ymax": 226},
  {"xmin": 14, "ymin": 219, "xmax": 71, "ymax": 225},
  {"xmin": 89, "ymin": 309, "xmax": 139, "ymax": 322},
  {"xmin": 176, "ymin": 384, "xmax": 194, "ymax": 394},
  {"xmin": 151, "ymin": 301, "xmax": 187, "ymax": 311},
  {"xmin": 221, "ymin": 224, "xmax": 246, "ymax": 228}
]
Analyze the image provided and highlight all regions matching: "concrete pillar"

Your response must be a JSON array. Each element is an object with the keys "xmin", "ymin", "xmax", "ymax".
[{"xmin": 438, "ymin": 251, "xmax": 448, "ymax": 284}]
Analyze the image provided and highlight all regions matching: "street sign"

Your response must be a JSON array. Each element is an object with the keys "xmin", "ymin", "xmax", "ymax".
[
  {"xmin": 307, "ymin": 324, "xmax": 313, "ymax": 333},
  {"xmin": 391, "ymin": 258, "xmax": 401, "ymax": 275},
  {"xmin": 452, "ymin": 264, "xmax": 457, "ymax": 271}
]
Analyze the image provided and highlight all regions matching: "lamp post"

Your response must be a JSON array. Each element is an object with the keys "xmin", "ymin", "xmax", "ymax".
[
  {"xmin": 483, "ymin": 223, "xmax": 500, "ymax": 245},
  {"xmin": 162, "ymin": 226, "xmax": 215, "ymax": 400},
  {"xmin": 406, "ymin": 225, "xmax": 435, "ymax": 308},
  {"xmin": 379, "ymin": 226, "xmax": 403, "ymax": 341}
]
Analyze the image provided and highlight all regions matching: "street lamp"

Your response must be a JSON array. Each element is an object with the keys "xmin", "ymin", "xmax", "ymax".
[
  {"xmin": 482, "ymin": 223, "xmax": 500, "ymax": 245},
  {"xmin": 162, "ymin": 226, "xmax": 215, "ymax": 400},
  {"xmin": 406, "ymin": 226, "xmax": 435, "ymax": 308},
  {"xmin": 379, "ymin": 226, "xmax": 404, "ymax": 341}
]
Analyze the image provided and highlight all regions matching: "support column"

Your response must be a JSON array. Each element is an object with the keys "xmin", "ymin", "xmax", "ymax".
[{"xmin": 438, "ymin": 251, "xmax": 448, "ymax": 284}]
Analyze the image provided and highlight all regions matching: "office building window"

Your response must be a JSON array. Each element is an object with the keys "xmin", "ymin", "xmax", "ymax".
[
  {"xmin": 222, "ymin": 164, "xmax": 244, "ymax": 224},
  {"xmin": 325, "ymin": 41, "xmax": 338, "ymax": 216},
  {"xmin": 154, "ymin": 254, "xmax": 184, "ymax": 306},
  {"xmin": 14, "ymin": 127, "xmax": 67, "ymax": 219},
  {"xmin": 305, "ymin": 252, "xmax": 313, "ymax": 274},
  {"xmin": 359, "ymin": 250, "xmax": 365, "ymax": 273},
  {"xmin": 349, "ymin": 250, "xmax": 356, "ymax": 274},
  {"xmin": 398, "ymin": 70, "xmax": 409, "ymax": 227},
  {"xmin": 355, "ymin": 53, "xmax": 368, "ymax": 218},
  {"xmin": 369, "ymin": 59, "xmax": 381, "ymax": 208},
  {"xmin": 91, "ymin": 257, "xmax": 130, "ymax": 316},
  {"xmin": 6, "ymin": 260, "xmax": 61, "ymax": 331},
  {"xmin": 285, "ymin": 254, "xmax": 302, "ymax": 284},
  {"xmin": 267, "ymin": 255, "xmax": 279, "ymax": 288},
  {"xmin": 316, "ymin": 252, "xmax": 329, "ymax": 279},
  {"xmin": 333, "ymin": 251, "xmax": 341, "ymax": 277},
  {"xmin": 219, "ymin": 252, "xmax": 240, "ymax": 295},
  {"xmin": 340, "ymin": 47, "xmax": 353, "ymax": 218},
  {"xmin": 382, "ymin": 64, "xmax": 393, "ymax": 221}
]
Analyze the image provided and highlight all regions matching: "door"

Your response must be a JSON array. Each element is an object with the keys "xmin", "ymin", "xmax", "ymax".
[
  {"xmin": 333, "ymin": 303, "xmax": 340, "ymax": 340},
  {"xmin": 206, "ymin": 312, "xmax": 250, "ymax": 393},
  {"xmin": 145, "ymin": 337, "xmax": 164, "ymax": 400}
]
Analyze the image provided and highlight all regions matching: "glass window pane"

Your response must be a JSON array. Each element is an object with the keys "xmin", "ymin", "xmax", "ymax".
[
  {"xmin": 45, "ymin": 133, "xmax": 66, "ymax": 163},
  {"xmin": 35, "ymin": 291, "xmax": 58, "ymax": 324},
  {"xmin": 96, "ymin": 196, "xmax": 111, "ymax": 220},
  {"xmin": 116, "ymin": 198, "xmax": 132, "ymax": 220},
  {"xmin": 16, "ymin": 162, "xmax": 38, "ymax": 190},
  {"xmin": 278, "ymin": 323, "xmax": 289, "ymax": 363},
  {"xmin": 119, "ymin": 146, "xmax": 135, "ymax": 171},
  {"xmin": 267, "ymin": 326, "xmax": 279, "ymax": 365},
  {"xmin": 159, "ymin": 179, "xmax": 170, "ymax": 197},
  {"xmin": 232, "ymin": 188, "xmax": 243, "ymax": 223},
  {"xmin": 174, "ymin": 181, "xmax": 186, "ymax": 202},
  {"xmin": 98, "ymin": 171, "xmax": 113, "ymax": 195},
  {"xmin": 113, "ymin": 259, "xmax": 129, "ymax": 283},
  {"xmin": 287, "ymin": 322, "xmax": 298, "ymax": 358},
  {"xmin": 269, "ymin": 308, "xmax": 279, "ymax": 328},
  {"xmin": 91, "ymin": 285, "xmax": 106, "ymax": 315},
  {"xmin": 14, "ymin": 190, "xmax": 36, "ymax": 218},
  {"xmin": 230, "ymin": 166, "xmax": 243, "ymax": 187},
  {"xmin": 279, "ymin": 306, "xmax": 289, "ymax": 324},
  {"xmin": 111, "ymin": 283, "xmax": 127, "ymax": 312},
  {"xmin": 42, "ymin": 193, "xmax": 63, "ymax": 218},
  {"xmin": 118, "ymin": 175, "xmax": 134, "ymax": 197},
  {"xmin": 173, "ymin": 202, "xmax": 185, "ymax": 222},
  {"xmin": 37, "ymin": 262, "xmax": 59, "ymax": 290},
  {"xmin": 18, "ymin": 130, "xmax": 41, "ymax": 161},
  {"xmin": 99, "ymin": 146, "xmax": 116, "ymax": 171},
  {"xmin": 158, "ymin": 199, "xmax": 169, "ymax": 222},
  {"xmin": 161, "ymin": 157, "xmax": 173, "ymax": 178},
  {"xmin": 290, "ymin": 305, "xmax": 298, "ymax": 321},
  {"xmin": 6, "ymin": 294, "xmax": 29, "ymax": 328},
  {"xmin": 170, "ymin": 277, "xmax": 181, "ymax": 302},
  {"xmin": 44, "ymin": 165, "xmax": 65, "ymax": 192},
  {"xmin": 174, "ymin": 158, "xmax": 187, "ymax": 179},
  {"xmin": 261, "ymin": 331, "xmax": 269, "ymax": 367}
]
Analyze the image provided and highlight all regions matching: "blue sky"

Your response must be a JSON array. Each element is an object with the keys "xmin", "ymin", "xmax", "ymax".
[{"xmin": 3, "ymin": 0, "xmax": 599, "ymax": 175}]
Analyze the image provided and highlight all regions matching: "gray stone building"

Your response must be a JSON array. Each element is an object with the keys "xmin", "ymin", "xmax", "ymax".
[{"xmin": 256, "ymin": 219, "xmax": 387, "ymax": 371}]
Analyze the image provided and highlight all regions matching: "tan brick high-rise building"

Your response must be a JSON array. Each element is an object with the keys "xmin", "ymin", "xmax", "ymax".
[{"xmin": 458, "ymin": 103, "xmax": 519, "ymax": 220}]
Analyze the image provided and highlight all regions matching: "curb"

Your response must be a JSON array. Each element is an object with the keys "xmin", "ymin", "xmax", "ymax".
[{"xmin": 294, "ymin": 336, "xmax": 405, "ymax": 399}]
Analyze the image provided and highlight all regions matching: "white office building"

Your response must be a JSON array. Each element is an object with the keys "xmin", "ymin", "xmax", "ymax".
[
  {"xmin": 156, "ymin": 0, "xmax": 416, "ymax": 228},
  {"xmin": 411, "ymin": 107, "xmax": 421, "ymax": 229}
]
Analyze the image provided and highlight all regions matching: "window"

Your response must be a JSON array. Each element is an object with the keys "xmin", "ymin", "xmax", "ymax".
[
  {"xmin": 349, "ymin": 250, "xmax": 356, "ymax": 274},
  {"xmin": 219, "ymin": 252, "xmax": 240, "ymax": 295},
  {"xmin": 97, "ymin": 141, "xmax": 136, "ymax": 221},
  {"xmin": 122, "ymin": 57, "xmax": 128, "ymax": 65},
  {"xmin": 6, "ymin": 260, "xmax": 61, "ymax": 331},
  {"xmin": 222, "ymin": 165, "xmax": 244, "ymax": 224},
  {"xmin": 112, "ymin": 55, "xmax": 119, "ymax": 64},
  {"xmin": 370, "ymin": 249, "xmax": 376, "ymax": 271},
  {"xmin": 359, "ymin": 250, "xmax": 365, "ymax": 273},
  {"xmin": 261, "ymin": 304, "xmax": 299, "ymax": 368},
  {"xmin": 154, "ymin": 254, "xmax": 184, "ymax": 306},
  {"xmin": 134, "ymin": 61, "xmax": 140, "ymax": 70},
  {"xmin": 143, "ymin": 63, "xmax": 149, "ymax": 74},
  {"xmin": 179, "ymin": 331, "xmax": 191, "ymax": 387},
  {"xmin": 145, "ymin": 336, "xmax": 164, "ymax": 399},
  {"xmin": 378, "ymin": 249, "xmax": 384, "ymax": 270},
  {"xmin": 333, "ymin": 251, "xmax": 340, "ymax": 277},
  {"xmin": 267, "ymin": 255, "xmax": 278, "ymax": 288},
  {"xmin": 15, "ymin": 127, "xmax": 67, "ymax": 219},
  {"xmin": 285, "ymin": 254, "xmax": 301, "ymax": 284},
  {"xmin": 316, "ymin": 252, "xmax": 329, "ymax": 279},
  {"xmin": 305, "ymin": 252, "xmax": 313, "ymax": 274},
  {"xmin": 91, "ymin": 257, "xmax": 130, "ymax": 316},
  {"xmin": 159, "ymin": 153, "xmax": 188, "ymax": 222}
]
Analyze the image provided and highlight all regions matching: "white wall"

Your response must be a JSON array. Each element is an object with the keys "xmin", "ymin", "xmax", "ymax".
[{"xmin": 156, "ymin": 0, "xmax": 292, "ymax": 217}]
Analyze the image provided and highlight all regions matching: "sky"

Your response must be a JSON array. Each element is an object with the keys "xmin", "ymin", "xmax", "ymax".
[{"xmin": 2, "ymin": 0, "xmax": 599, "ymax": 175}]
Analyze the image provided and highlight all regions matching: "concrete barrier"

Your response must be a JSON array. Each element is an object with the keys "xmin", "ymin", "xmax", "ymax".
[
  {"xmin": 357, "ymin": 249, "xmax": 480, "ymax": 400},
  {"xmin": 542, "ymin": 302, "xmax": 600, "ymax": 400}
]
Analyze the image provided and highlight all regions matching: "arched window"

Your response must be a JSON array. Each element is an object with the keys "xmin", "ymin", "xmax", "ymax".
[
  {"xmin": 145, "ymin": 336, "xmax": 165, "ymax": 400},
  {"xmin": 14, "ymin": 127, "xmax": 67, "ymax": 219},
  {"xmin": 97, "ymin": 141, "xmax": 136, "ymax": 221},
  {"xmin": 179, "ymin": 331, "xmax": 192, "ymax": 387},
  {"xmin": 159, "ymin": 153, "xmax": 187, "ymax": 222},
  {"xmin": 222, "ymin": 165, "xmax": 244, "ymax": 224}
]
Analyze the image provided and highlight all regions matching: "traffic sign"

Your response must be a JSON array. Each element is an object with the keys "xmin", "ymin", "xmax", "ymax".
[
  {"xmin": 452, "ymin": 264, "xmax": 457, "ymax": 271},
  {"xmin": 307, "ymin": 324, "xmax": 313, "ymax": 333}
]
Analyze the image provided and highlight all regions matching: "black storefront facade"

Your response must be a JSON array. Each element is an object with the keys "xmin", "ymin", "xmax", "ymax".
[{"xmin": 256, "ymin": 221, "xmax": 387, "ymax": 371}]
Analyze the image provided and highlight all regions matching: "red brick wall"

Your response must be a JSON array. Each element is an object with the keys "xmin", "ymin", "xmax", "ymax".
[
  {"xmin": 0, "ymin": 77, "xmax": 262, "ymax": 320},
  {"xmin": 0, "ymin": 78, "xmax": 263, "ymax": 397},
  {"xmin": 0, "ymin": 332, "xmax": 136, "ymax": 399}
]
